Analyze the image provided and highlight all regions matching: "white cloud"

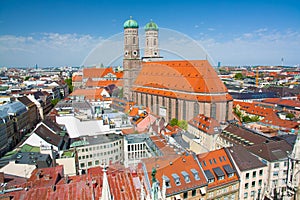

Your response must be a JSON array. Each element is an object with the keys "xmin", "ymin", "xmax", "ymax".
[
  {"xmin": 0, "ymin": 28, "xmax": 299, "ymax": 67},
  {"xmin": 0, "ymin": 33, "xmax": 103, "ymax": 67},
  {"xmin": 201, "ymin": 29, "xmax": 300, "ymax": 66}
]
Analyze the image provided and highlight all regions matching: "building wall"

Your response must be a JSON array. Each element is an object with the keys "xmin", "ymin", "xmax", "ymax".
[
  {"xmin": 187, "ymin": 124, "xmax": 218, "ymax": 152},
  {"xmin": 56, "ymin": 157, "xmax": 77, "ymax": 176},
  {"xmin": 123, "ymin": 141, "xmax": 152, "ymax": 167},
  {"xmin": 133, "ymin": 92, "xmax": 232, "ymax": 123},
  {"xmin": 238, "ymin": 167, "xmax": 268, "ymax": 200},
  {"xmin": 0, "ymin": 121, "xmax": 8, "ymax": 156},
  {"xmin": 258, "ymin": 158, "xmax": 290, "ymax": 198},
  {"xmin": 206, "ymin": 182, "xmax": 239, "ymax": 200},
  {"xmin": 144, "ymin": 30, "xmax": 159, "ymax": 58},
  {"xmin": 77, "ymin": 138, "xmax": 123, "ymax": 171},
  {"xmin": 167, "ymin": 186, "xmax": 207, "ymax": 200},
  {"xmin": 123, "ymin": 26, "xmax": 140, "ymax": 101}
]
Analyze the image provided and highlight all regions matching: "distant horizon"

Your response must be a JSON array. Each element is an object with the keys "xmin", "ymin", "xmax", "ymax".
[{"xmin": 1, "ymin": 0, "xmax": 300, "ymax": 67}]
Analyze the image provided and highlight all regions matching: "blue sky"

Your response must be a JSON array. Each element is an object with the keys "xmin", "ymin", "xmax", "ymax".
[{"xmin": 0, "ymin": 0, "xmax": 300, "ymax": 67}]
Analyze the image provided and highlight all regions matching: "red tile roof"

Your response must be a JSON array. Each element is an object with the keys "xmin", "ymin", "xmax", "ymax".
[
  {"xmin": 83, "ymin": 67, "xmax": 123, "ymax": 80},
  {"xmin": 0, "ymin": 165, "xmax": 146, "ymax": 200},
  {"xmin": 133, "ymin": 60, "xmax": 232, "ymax": 102},
  {"xmin": 234, "ymin": 101, "xmax": 299, "ymax": 130},
  {"xmin": 70, "ymin": 88, "xmax": 110, "ymax": 101},
  {"xmin": 197, "ymin": 148, "xmax": 239, "ymax": 189},
  {"xmin": 263, "ymin": 98, "xmax": 300, "ymax": 108},
  {"xmin": 233, "ymin": 101, "xmax": 274, "ymax": 117},
  {"xmin": 72, "ymin": 75, "xmax": 83, "ymax": 82},
  {"xmin": 133, "ymin": 87, "xmax": 232, "ymax": 102},
  {"xmin": 188, "ymin": 114, "xmax": 220, "ymax": 134},
  {"xmin": 260, "ymin": 112, "xmax": 299, "ymax": 130},
  {"xmin": 142, "ymin": 154, "xmax": 207, "ymax": 196},
  {"xmin": 83, "ymin": 67, "xmax": 113, "ymax": 78},
  {"xmin": 85, "ymin": 79, "xmax": 123, "ymax": 87}
]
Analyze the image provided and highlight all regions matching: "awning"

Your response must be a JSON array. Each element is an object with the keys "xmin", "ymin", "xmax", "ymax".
[{"xmin": 200, "ymin": 187, "xmax": 206, "ymax": 195}]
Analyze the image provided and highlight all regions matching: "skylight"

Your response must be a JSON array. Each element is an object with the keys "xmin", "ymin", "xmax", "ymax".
[
  {"xmin": 172, "ymin": 173, "xmax": 181, "ymax": 186},
  {"xmin": 162, "ymin": 175, "xmax": 171, "ymax": 188},
  {"xmin": 181, "ymin": 171, "xmax": 191, "ymax": 183},
  {"xmin": 190, "ymin": 168, "xmax": 200, "ymax": 180}
]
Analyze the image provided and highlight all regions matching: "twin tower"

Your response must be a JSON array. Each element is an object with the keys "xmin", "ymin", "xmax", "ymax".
[{"xmin": 123, "ymin": 17, "xmax": 161, "ymax": 100}]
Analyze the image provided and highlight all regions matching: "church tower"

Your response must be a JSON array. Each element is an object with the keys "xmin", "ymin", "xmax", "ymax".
[
  {"xmin": 123, "ymin": 17, "xmax": 141, "ymax": 100},
  {"xmin": 143, "ymin": 20, "xmax": 161, "ymax": 61}
]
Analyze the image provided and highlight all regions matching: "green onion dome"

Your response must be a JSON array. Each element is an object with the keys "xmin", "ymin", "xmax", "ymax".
[{"xmin": 123, "ymin": 17, "xmax": 139, "ymax": 29}]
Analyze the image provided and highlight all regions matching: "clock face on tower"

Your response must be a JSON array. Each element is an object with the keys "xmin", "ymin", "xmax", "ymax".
[
  {"xmin": 132, "ymin": 51, "xmax": 138, "ymax": 57},
  {"xmin": 125, "ymin": 51, "xmax": 128, "ymax": 57}
]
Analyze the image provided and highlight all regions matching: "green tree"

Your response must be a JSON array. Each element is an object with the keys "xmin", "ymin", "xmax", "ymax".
[
  {"xmin": 250, "ymin": 115, "xmax": 260, "ymax": 122},
  {"xmin": 286, "ymin": 113, "xmax": 295, "ymax": 119},
  {"xmin": 65, "ymin": 78, "xmax": 73, "ymax": 93},
  {"xmin": 51, "ymin": 98, "xmax": 60, "ymax": 106},
  {"xmin": 234, "ymin": 73, "xmax": 244, "ymax": 80},
  {"xmin": 24, "ymin": 76, "xmax": 30, "ymax": 81},
  {"xmin": 170, "ymin": 118, "xmax": 178, "ymax": 126},
  {"xmin": 242, "ymin": 115, "xmax": 252, "ymax": 123},
  {"xmin": 178, "ymin": 120, "xmax": 188, "ymax": 130}
]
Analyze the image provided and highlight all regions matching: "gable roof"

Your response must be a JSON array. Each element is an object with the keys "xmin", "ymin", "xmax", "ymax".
[
  {"xmin": 221, "ymin": 124, "xmax": 269, "ymax": 146},
  {"xmin": 263, "ymin": 98, "xmax": 300, "ymax": 108},
  {"xmin": 42, "ymin": 119, "xmax": 63, "ymax": 133},
  {"xmin": 226, "ymin": 146, "xmax": 266, "ymax": 171},
  {"xmin": 137, "ymin": 60, "xmax": 227, "ymax": 93},
  {"xmin": 197, "ymin": 148, "xmax": 239, "ymax": 189},
  {"xmin": 83, "ymin": 67, "xmax": 116, "ymax": 79},
  {"xmin": 17, "ymin": 96, "xmax": 35, "ymax": 107},
  {"xmin": 142, "ymin": 154, "xmax": 207, "ymax": 196},
  {"xmin": 34, "ymin": 124, "xmax": 64, "ymax": 149},
  {"xmin": 70, "ymin": 88, "xmax": 110, "ymax": 101},
  {"xmin": 188, "ymin": 114, "xmax": 220, "ymax": 135},
  {"xmin": 133, "ymin": 60, "xmax": 232, "ymax": 102},
  {"xmin": 72, "ymin": 75, "xmax": 83, "ymax": 82},
  {"xmin": 246, "ymin": 140, "xmax": 292, "ymax": 162}
]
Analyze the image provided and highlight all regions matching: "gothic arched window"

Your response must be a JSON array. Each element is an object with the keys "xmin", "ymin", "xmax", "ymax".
[{"xmin": 193, "ymin": 102, "xmax": 199, "ymax": 117}]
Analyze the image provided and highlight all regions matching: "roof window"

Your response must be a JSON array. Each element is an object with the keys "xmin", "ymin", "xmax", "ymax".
[
  {"xmin": 213, "ymin": 167, "xmax": 225, "ymax": 180},
  {"xmin": 190, "ymin": 168, "xmax": 200, "ymax": 180},
  {"xmin": 162, "ymin": 175, "xmax": 171, "ymax": 188},
  {"xmin": 172, "ymin": 173, "xmax": 181, "ymax": 186},
  {"xmin": 181, "ymin": 171, "xmax": 191, "ymax": 183}
]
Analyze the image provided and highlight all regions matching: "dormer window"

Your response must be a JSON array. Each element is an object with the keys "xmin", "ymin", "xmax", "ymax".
[
  {"xmin": 181, "ymin": 171, "xmax": 191, "ymax": 183},
  {"xmin": 162, "ymin": 175, "xmax": 171, "ymax": 188},
  {"xmin": 223, "ymin": 164, "xmax": 235, "ymax": 178},
  {"xmin": 213, "ymin": 167, "xmax": 225, "ymax": 180},
  {"xmin": 204, "ymin": 170, "xmax": 214, "ymax": 183},
  {"xmin": 190, "ymin": 168, "xmax": 200, "ymax": 180},
  {"xmin": 172, "ymin": 173, "xmax": 181, "ymax": 186}
]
